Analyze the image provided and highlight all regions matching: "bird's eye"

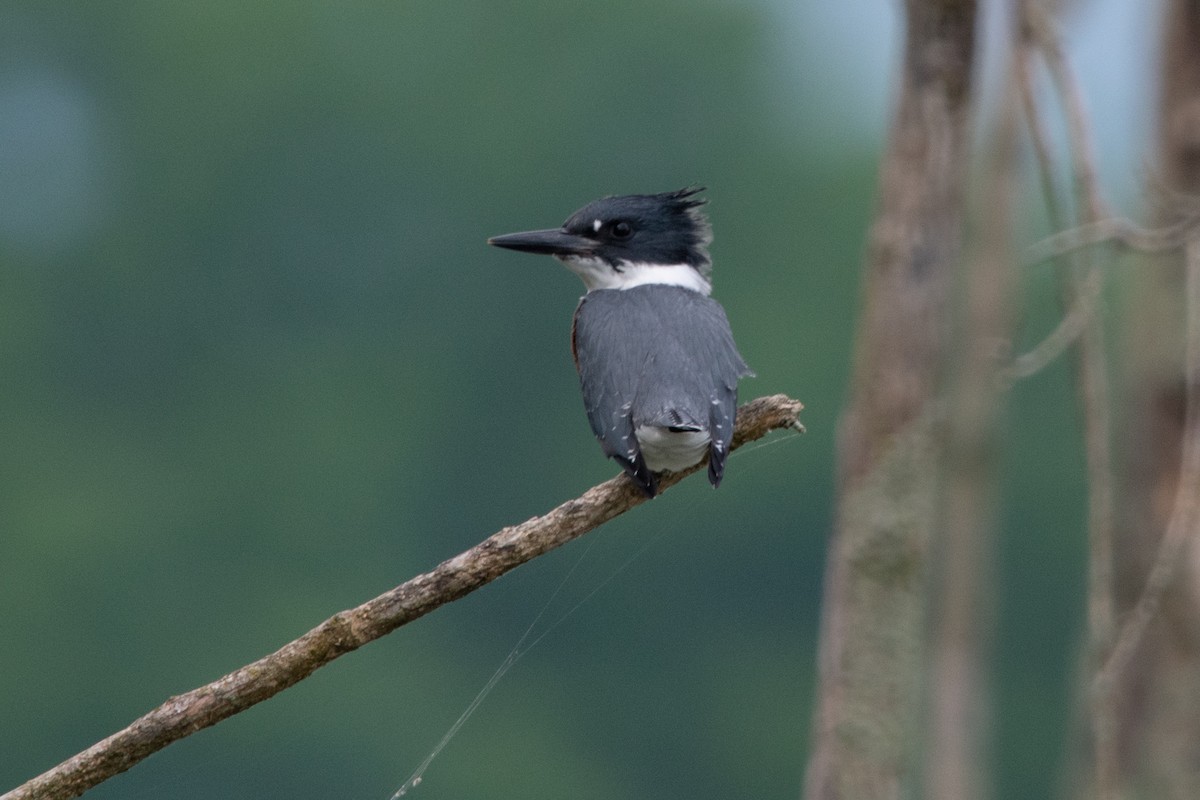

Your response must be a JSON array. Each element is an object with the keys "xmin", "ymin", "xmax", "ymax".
[{"xmin": 611, "ymin": 221, "xmax": 633, "ymax": 239}]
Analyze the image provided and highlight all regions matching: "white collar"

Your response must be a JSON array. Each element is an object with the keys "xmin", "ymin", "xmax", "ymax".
[{"xmin": 559, "ymin": 257, "xmax": 712, "ymax": 295}]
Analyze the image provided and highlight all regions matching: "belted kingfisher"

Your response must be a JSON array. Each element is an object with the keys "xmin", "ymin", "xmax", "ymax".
[{"xmin": 488, "ymin": 187, "xmax": 752, "ymax": 497}]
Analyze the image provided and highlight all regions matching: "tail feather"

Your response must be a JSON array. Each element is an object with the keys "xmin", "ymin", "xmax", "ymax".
[{"xmin": 614, "ymin": 453, "xmax": 658, "ymax": 498}]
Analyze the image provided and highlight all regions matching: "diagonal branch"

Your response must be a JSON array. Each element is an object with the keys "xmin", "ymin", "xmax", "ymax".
[
  {"xmin": 1025, "ymin": 214, "xmax": 1200, "ymax": 264},
  {"xmin": 2, "ymin": 394, "xmax": 804, "ymax": 800},
  {"xmin": 1095, "ymin": 235, "xmax": 1200, "ymax": 702},
  {"xmin": 1009, "ymin": 212, "xmax": 1200, "ymax": 383}
]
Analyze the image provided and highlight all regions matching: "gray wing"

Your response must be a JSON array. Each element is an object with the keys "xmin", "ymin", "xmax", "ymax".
[{"xmin": 572, "ymin": 285, "xmax": 752, "ymax": 493}]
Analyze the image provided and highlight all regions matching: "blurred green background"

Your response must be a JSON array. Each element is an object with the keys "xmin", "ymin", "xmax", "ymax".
[{"xmin": 0, "ymin": 2, "xmax": 1147, "ymax": 798}]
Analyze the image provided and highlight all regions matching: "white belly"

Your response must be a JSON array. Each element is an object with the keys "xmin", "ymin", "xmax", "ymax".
[{"xmin": 635, "ymin": 425, "xmax": 710, "ymax": 472}]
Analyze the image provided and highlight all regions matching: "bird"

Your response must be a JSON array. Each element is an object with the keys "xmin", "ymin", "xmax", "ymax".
[{"xmin": 488, "ymin": 187, "xmax": 753, "ymax": 498}]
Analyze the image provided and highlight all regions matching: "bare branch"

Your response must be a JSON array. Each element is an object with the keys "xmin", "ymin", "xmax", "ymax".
[
  {"xmin": 1005, "ymin": 267, "xmax": 1103, "ymax": 381},
  {"xmin": 1009, "ymin": 213, "xmax": 1200, "ymax": 384},
  {"xmin": 1018, "ymin": 4, "xmax": 1119, "ymax": 795},
  {"xmin": 1, "ymin": 394, "xmax": 804, "ymax": 800},
  {"xmin": 1024, "ymin": 4, "xmax": 1109, "ymax": 222},
  {"xmin": 1096, "ymin": 234, "xmax": 1200, "ymax": 698},
  {"xmin": 1025, "ymin": 214, "xmax": 1200, "ymax": 264},
  {"xmin": 1010, "ymin": 211, "xmax": 1200, "ymax": 382},
  {"xmin": 1104, "ymin": 1, "xmax": 1200, "ymax": 793}
]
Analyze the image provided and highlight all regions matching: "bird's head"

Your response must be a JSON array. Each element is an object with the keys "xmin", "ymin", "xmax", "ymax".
[{"xmin": 488, "ymin": 187, "xmax": 713, "ymax": 294}]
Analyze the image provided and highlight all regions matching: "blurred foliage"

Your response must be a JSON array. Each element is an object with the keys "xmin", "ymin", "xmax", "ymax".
[{"xmin": 1, "ymin": 2, "xmax": 1090, "ymax": 799}]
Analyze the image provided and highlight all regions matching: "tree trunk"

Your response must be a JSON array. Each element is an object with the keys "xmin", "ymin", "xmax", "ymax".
[{"xmin": 803, "ymin": 2, "xmax": 980, "ymax": 798}]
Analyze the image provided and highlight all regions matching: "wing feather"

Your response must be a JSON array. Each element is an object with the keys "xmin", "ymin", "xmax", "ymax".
[{"xmin": 573, "ymin": 285, "xmax": 751, "ymax": 493}]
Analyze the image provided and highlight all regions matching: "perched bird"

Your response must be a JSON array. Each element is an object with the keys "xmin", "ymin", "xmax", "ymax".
[{"xmin": 488, "ymin": 187, "xmax": 752, "ymax": 498}]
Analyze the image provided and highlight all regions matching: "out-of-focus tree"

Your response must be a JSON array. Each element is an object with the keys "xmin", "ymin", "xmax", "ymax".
[
  {"xmin": 804, "ymin": 1, "xmax": 979, "ymax": 798},
  {"xmin": 806, "ymin": 1, "xmax": 1200, "ymax": 798},
  {"xmin": 1105, "ymin": 1, "xmax": 1200, "ymax": 797}
]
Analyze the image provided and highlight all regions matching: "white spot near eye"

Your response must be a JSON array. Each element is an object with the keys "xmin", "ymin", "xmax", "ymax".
[{"xmin": 593, "ymin": 219, "xmax": 602, "ymax": 232}]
